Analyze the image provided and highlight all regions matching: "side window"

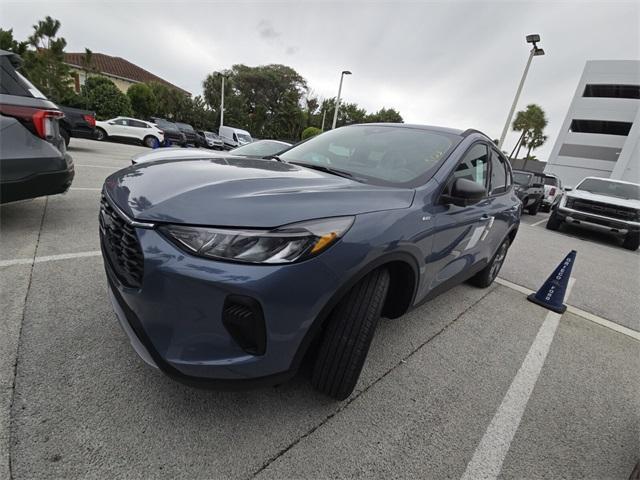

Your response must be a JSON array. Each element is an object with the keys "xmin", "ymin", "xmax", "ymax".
[
  {"xmin": 453, "ymin": 144, "xmax": 489, "ymax": 191},
  {"xmin": 233, "ymin": 133, "xmax": 238, "ymax": 141},
  {"xmin": 130, "ymin": 120, "xmax": 147, "ymax": 128},
  {"xmin": 489, "ymin": 150, "xmax": 507, "ymax": 195},
  {"xmin": 114, "ymin": 118, "xmax": 128, "ymax": 126}
]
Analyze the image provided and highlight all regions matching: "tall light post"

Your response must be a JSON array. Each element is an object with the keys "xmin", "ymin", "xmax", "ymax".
[
  {"xmin": 498, "ymin": 34, "xmax": 545, "ymax": 149},
  {"xmin": 217, "ymin": 73, "xmax": 228, "ymax": 128},
  {"xmin": 331, "ymin": 70, "xmax": 352, "ymax": 129}
]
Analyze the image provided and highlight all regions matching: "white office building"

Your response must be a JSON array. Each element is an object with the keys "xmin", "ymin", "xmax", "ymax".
[{"xmin": 545, "ymin": 60, "xmax": 639, "ymax": 186}]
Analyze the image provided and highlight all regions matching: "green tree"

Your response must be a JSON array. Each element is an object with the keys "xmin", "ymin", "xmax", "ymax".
[
  {"xmin": 0, "ymin": 28, "xmax": 28, "ymax": 55},
  {"xmin": 127, "ymin": 83, "xmax": 157, "ymax": 119},
  {"xmin": 83, "ymin": 76, "xmax": 132, "ymax": 119},
  {"xmin": 20, "ymin": 16, "xmax": 75, "ymax": 103},
  {"xmin": 364, "ymin": 107, "xmax": 403, "ymax": 123},
  {"xmin": 301, "ymin": 126, "xmax": 321, "ymax": 140},
  {"xmin": 511, "ymin": 104, "xmax": 548, "ymax": 161}
]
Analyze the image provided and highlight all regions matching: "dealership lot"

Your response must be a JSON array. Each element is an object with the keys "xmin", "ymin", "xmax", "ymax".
[{"xmin": 1, "ymin": 139, "xmax": 638, "ymax": 479}]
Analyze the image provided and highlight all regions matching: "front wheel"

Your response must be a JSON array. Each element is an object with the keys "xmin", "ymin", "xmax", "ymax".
[
  {"xmin": 468, "ymin": 238, "xmax": 510, "ymax": 288},
  {"xmin": 622, "ymin": 232, "xmax": 639, "ymax": 251},
  {"xmin": 312, "ymin": 268, "xmax": 390, "ymax": 400},
  {"xmin": 546, "ymin": 212, "xmax": 562, "ymax": 231}
]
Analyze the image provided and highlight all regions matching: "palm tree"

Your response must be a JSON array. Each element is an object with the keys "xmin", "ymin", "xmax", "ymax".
[{"xmin": 510, "ymin": 104, "xmax": 548, "ymax": 166}]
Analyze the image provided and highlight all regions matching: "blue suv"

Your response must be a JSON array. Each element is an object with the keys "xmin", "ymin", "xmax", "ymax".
[{"xmin": 100, "ymin": 124, "xmax": 520, "ymax": 399}]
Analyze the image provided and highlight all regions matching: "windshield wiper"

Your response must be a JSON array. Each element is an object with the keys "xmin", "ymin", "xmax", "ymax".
[
  {"xmin": 289, "ymin": 162, "xmax": 357, "ymax": 180},
  {"xmin": 264, "ymin": 155, "xmax": 285, "ymax": 162}
]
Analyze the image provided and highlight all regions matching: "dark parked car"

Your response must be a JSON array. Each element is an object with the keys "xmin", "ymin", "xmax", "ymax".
[
  {"xmin": 512, "ymin": 170, "xmax": 545, "ymax": 215},
  {"xmin": 149, "ymin": 117, "xmax": 186, "ymax": 146},
  {"xmin": 59, "ymin": 105, "xmax": 96, "ymax": 147},
  {"xmin": 101, "ymin": 124, "xmax": 520, "ymax": 399},
  {"xmin": 175, "ymin": 122, "xmax": 198, "ymax": 146},
  {"xmin": 0, "ymin": 49, "xmax": 74, "ymax": 203}
]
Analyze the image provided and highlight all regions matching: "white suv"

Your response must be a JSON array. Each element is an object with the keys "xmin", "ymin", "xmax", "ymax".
[
  {"xmin": 547, "ymin": 177, "xmax": 640, "ymax": 250},
  {"xmin": 95, "ymin": 117, "xmax": 164, "ymax": 148}
]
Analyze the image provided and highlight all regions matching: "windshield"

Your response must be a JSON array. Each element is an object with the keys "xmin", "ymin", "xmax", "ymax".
[
  {"xmin": 542, "ymin": 176, "xmax": 558, "ymax": 186},
  {"xmin": 231, "ymin": 140, "xmax": 289, "ymax": 157},
  {"xmin": 513, "ymin": 172, "xmax": 533, "ymax": 185},
  {"xmin": 237, "ymin": 133, "xmax": 252, "ymax": 143},
  {"xmin": 204, "ymin": 132, "xmax": 219, "ymax": 139},
  {"xmin": 577, "ymin": 178, "xmax": 640, "ymax": 200},
  {"xmin": 176, "ymin": 123, "xmax": 194, "ymax": 132},
  {"xmin": 278, "ymin": 125, "xmax": 458, "ymax": 187}
]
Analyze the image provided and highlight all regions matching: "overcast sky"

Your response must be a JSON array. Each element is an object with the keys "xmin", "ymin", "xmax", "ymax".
[{"xmin": 2, "ymin": 0, "xmax": 638, "ymax": 159}]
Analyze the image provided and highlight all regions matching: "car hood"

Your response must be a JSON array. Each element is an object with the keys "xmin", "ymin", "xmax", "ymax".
[
  {"xmin": 104, "ymin": 157, "xmax": 415, "ymax": 227},
  {"xmin": 566, "ymin": 189, "xmax": 640, "ymax": 209}
]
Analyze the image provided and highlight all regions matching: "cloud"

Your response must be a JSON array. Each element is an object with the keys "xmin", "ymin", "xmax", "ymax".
[{"xmin": 285, "ymin": 46, "xmax": 298, "ymax": 55}]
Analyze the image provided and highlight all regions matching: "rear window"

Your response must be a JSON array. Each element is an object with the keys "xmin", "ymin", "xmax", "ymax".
[
  {"xmin": 542, "ymin": 176, "xmax": 558, "ymax": 186},
  {"xmin": 0, "ymin": 57, "xmax": 46, "ymax": 98},
  {"xmin": 513, "ymin": 172, "xmax": 532, "ymax": 185}
]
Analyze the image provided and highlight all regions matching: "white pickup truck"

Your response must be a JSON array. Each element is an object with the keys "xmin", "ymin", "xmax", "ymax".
[{"xmin": 546, "ymin": 176, "xmax": 640, "ymax": 250}]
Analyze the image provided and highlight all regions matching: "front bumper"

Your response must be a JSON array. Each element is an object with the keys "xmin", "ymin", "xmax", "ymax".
[
  {"xmin": 103, "ymin": 227, "xmax": 342, "ymax": 386},
  {"xmin": 556, "ymin": 205, "xmax": 640, "ymax": 235}
]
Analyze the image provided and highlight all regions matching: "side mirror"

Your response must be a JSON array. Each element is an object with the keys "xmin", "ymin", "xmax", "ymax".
[
  {"xmin": 108, "ymin": 121, "xmax": 116, "ymax": 125},
  {"xmin": 564, "ymin": 186, "xmax": 573, "ymax": 191},
  {"xmin": 443, "ymin": 178, "xmax": 486, "ymax": 206}
]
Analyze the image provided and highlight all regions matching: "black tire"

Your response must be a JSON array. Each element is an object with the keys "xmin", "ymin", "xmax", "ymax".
[
  {"xmin": 311, "ymin": 269, "xmax": 390, "ymax": 400},
  {"xmin": 622, "ymin": 232, "xmax": 640, "ymax": 251},
  {"xmin": 143, "ymin": 135, "xmax": 158, "ymax": 148},
  {"xmin": 61, "ymin": 128, "xmax": 70, "ymax": 147},
  {"xmin": 95, "ymin": 128, "xmax": 107, "ymax": 141},
  {"xmin": 546, "ymin": 212, "xmax": 562, "ymax": 231},
  {"xmin": 468, "ymin": 238, "xmax": 510, "ymax": 288},
  {"xmin": 527, "ymin": 200, "xmax": 540, "ymax": 215}
]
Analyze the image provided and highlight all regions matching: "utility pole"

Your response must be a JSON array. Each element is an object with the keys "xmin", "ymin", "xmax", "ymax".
[{"xmin": 321, "ymin": 110, "xmax": 326, "ymax": 131}]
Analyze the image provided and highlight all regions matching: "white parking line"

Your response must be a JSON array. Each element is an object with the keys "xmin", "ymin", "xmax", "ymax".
[
  {"xmin": 530, "ymin": 218, "xmax": 548, "ymax": 227},
  {"xmin": 495, "ymin": 277, "xmax": 640, "ymax": 341},
  {"xmin": 461, "ymin": 278, "xmax": 575, "ymax": 480},
  {"xmin": 0, "ymin": 250, "xmax": 101, "ymax": 268}
]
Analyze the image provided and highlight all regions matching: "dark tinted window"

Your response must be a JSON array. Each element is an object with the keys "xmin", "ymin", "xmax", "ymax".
[
  {"xmin": 583, "ymin": 84, "xmax": 640, "ymax": 99},
  {"xmin": 513, "ymin": 171, "xmax": 532, "ymax": 185},
  {"xmin": 542, "ymin": 176, "xmax": 559, "ymax": 186},
  {"xmin": 129, "ymin": 119, "xmax": 148, "ymax": 128},
  {"xmin": 0, "ymin": 57, "xmax": 46, "ymax": 98},
  {"xmin": 454, "ymin": 144, "xmax": 489, "ymax": 190},
  {"xmin": 489, "ymin": 150, "xmax": 507, "ymax": 194},
  {"xmin": 279, "ymin": 125, "xmax": 458, "ymax": 187},
  {"xmin": 577, "ymin": 178, "xmax": 640, "ymax": 200},
  {"xmin": 113, "ymin": 118, "xmax": 129, "ymax": 126},
  {"xmin": 570, "ymin": 119, "xmax": 632, "ymax": 136}
]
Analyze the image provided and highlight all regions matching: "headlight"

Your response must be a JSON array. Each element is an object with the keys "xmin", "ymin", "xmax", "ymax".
[
  {"xmin": 159, "ymin": 216, "xmax": 354, "ymax": 264},
  {"xmin": 564, "ymin": 196, "xmax": 575, "ymax": 208}
]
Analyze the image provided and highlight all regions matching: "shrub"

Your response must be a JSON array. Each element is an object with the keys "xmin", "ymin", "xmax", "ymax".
[
  {"xmin": 127, "ymin": 83, "xmax": 157, "ymax": 119},
  {"xmin": 83, "ymin": 76, "xmax": 132, "ymax": 120},
  {"xmin": 301, "ymin": 126, "xmax": 321, "ymax": 140}
]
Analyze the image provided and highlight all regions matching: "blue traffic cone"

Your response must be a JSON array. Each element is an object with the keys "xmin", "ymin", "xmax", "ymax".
[{"xmin": 527, "ymin": 250, "xmax": 577, "ymax": 313}]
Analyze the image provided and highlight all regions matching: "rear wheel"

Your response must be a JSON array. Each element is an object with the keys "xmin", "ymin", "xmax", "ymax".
[
  {"xmin": 312, "ymin": 269, "xmax": 390, "ymax": 400},
  {"xmin": 95, "ymin": 128, "xmax": 107, "ymax": 141},
  {"xmin": 546, "ymin": 212, "xmax": 562, "ymax": 231},
  {"xmin": 468, "ymin": 238, "xmax": 510, "ymax": 288},
  {"xmin": 527, "ymin": 200, "xmax": 540, "ymax": 215},
  {"xmin": 143, "ymin": 135, "xmax": 158, "ymax": 148},
  {"xmin": 622, "ymin": 232, "xmax": 639, "ymax": 251}
]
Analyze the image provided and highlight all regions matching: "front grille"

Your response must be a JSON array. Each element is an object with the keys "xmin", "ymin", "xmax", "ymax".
[
  {"xmin": 99, "ymin": 194, "xmax": 144, "ymax": 288},
  {"xmin": 572, "ymin": 199, "xmax": 637, "ymax": 222}
]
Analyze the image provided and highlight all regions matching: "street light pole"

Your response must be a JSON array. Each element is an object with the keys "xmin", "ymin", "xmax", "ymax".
[
  {"xmin": 498, "ymin": 35, "xmax": 545, "ymax": 149},
  {"xmin": 331, "ymin": 70, "xmax": 352, "ymax": 130},
  {"xmin": 321, "ymin": 109, "xmax": 327, "ymax": 132},
  {"xmin": 219, "ymin": 75, "xmax": 226, "ymax": 128}
]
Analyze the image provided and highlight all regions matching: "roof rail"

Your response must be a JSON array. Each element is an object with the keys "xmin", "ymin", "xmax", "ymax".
[{"xmin": 461, "ymin": 128, "xmax": 493, "ymax": 141}]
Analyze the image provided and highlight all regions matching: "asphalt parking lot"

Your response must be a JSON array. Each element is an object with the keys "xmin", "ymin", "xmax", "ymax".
[{"xmin": 1, "ymin": 138, "xmax": 639, "ymax": 479}]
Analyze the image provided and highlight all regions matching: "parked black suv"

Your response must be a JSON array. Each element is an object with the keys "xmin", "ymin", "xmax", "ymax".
[
  {"xmin": 512, "ymin": 170, "xmax": 545, "ymax": 215},
  {"xmin": 59, "ymin": 105, "xmax": 96, "ymax": 147},
  {"xmin": 149, "ymin": 117, "xmax": 186, "ymax": 146},
  {"xmin": 0, "ymin": 49, "xmax": 74, "ymax": 203},
  {"xmin": 175, "ymin": 122, "xmax": 198, "ymax": 146}
]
